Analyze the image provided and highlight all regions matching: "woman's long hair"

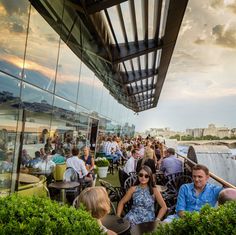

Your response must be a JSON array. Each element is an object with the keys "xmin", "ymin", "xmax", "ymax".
[{"xmin": 135, "ymin": 165, "xmax": 155, "ymax": 195}]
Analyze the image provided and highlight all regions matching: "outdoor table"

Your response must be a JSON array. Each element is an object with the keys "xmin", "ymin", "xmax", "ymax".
[
  {"xmin": 18, "ymin": 173, "xmax": 40, "ymax": 184},
  {"xmin": 30, "ymin": 171, "xmax": 52, "ymax": 177},
  {"xmin": 101, "ymin": 215, "xmax": 130, "ymax": 235},
  {"xmin": 130, "ymin": 221, "xmax": 160, "ymax": 235},
  {"xmin": 48, "ymin": 181, "xmax": 80, "ymax": 204}
]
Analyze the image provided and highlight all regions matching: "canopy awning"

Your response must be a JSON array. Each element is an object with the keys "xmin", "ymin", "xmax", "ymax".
[{"xmin": 30, "ymin": 0, "xmax": 188, "ymax": 112}]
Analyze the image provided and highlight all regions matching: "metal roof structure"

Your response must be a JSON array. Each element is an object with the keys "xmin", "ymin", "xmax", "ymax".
[{"xmin": 30, "ymin": 0, "xmax": 188, "ymax": 112}]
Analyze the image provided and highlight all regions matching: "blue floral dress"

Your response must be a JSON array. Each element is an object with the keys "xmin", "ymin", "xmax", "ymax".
[{"xmin": 124, "ymin": 186, "xmax": 155, "ymax": 226}]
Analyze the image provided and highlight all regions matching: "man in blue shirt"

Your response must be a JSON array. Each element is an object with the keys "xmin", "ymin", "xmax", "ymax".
[
  {"xmin": 165, "ymin": 164, "xmax": 223, "ymax": 222},
  {"xmin": 160, "ymin": 148, "xmax": 183, "ymax": 176}
]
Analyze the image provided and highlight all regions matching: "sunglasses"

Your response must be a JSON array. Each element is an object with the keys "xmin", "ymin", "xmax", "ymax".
[{"xmin": 138, "ymin": 173, "xmax": 149, "ymax": 179}]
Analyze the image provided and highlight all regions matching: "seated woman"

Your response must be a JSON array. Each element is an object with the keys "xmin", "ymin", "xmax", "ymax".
[
  {"xmin": 117, "ymin": 165, "xmax": 167, "ymax": 226},
  {"xmin": 76, "ymin": 187, "xmax": 116, "ymax": 235}
]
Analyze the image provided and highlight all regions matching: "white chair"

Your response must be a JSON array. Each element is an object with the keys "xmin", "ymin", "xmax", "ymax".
[
  {"xmin": 63, "ymin": 167, "xmax": 80, "ymax": 203},
  {"xmin": 63, "ymin": 167, "xmax": 78, "ymax": 182}
]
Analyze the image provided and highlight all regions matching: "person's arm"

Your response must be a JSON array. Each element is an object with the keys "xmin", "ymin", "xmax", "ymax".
[
  {"xmin": 176, "ymin": 185, "xmax": 187, "ymax": 218},
  {"xmin": 160, "ymin": 159, "xmax": 166, "ymax": 172},
  {"xmin": 153, "ymin": 187, "xmax": 167, "ymax": 220},
  {"xmin": 90, "ymin": 157, "xmax": 95, "ymax": 171},
  {"xmin": 116, "ymin": 187, "xmax": 135, "ymax": 217},
  {"xmin": 80, "ymin": 161, "xmax": 88, "ymax": 177}
]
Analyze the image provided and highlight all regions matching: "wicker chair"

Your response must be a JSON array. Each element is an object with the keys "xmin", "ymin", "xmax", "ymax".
[
  {"xmin": 99, "ymin": 179, "xmax": 125, "ymax": 204},
  {"xmin": 118, "ymin": 168, "xmax": 129, "ymax": 188},
  {"xmin": 123, "ymin": 175, "xmax": 137, "ymax": 191},
  {"xmin": 162, "ymin": 174, "xmax": 193, "ymax": 215}
]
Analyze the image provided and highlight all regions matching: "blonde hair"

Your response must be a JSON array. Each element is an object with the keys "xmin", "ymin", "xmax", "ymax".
[{"xmin": 77, "ymin": 186, "xmax": 110, "ymax": 219}]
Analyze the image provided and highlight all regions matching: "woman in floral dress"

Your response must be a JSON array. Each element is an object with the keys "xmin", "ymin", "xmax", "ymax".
[{"xmin": 117, "ymin": 165, "xmax": 167, "ymax": 226}]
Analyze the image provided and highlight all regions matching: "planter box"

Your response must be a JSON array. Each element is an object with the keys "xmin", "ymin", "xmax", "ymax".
[{"xmin": 98, "ymin": 166, "xmax": 108, "ymax": 178}]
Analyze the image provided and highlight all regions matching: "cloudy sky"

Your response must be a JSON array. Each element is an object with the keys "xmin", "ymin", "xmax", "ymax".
[
  {"xmin": 1, "ymin": 0, "xmax": 236, "ymax": 132},
  {"xmin": 134, "ymin": 0, "xmax": 236, "ymax": 132}
]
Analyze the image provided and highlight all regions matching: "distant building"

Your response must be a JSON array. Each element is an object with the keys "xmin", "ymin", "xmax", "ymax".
[
  {"xmin": 217, "ymin": 127, "xmax": 230, "ymax": 139},
  {"xmin": 186, "ymin": 129, "xmax": 194, "ymax": 136},
  {"xmin": 144, "ymin": 127, "xmax": 185, "ymax": 139},
  {"xmin": 203, "ymin": 124, "xmax": 218, "ymax": 136},
  {"xmin": 187, "ymin": 124, "xmax": 232, "ymax": 138},
  {"xmin": 193, "ymin": 128, "xmax": 204, "ymax": 138}
]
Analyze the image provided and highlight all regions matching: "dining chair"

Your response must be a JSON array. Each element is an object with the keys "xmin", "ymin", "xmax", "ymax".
[
  {"xmin": 63, "ymin": 167, "xmax": 80, "ymax": 203},
  {"xmin": 123, "ymin": 175, "xmax": 137, "ymax": 192}
]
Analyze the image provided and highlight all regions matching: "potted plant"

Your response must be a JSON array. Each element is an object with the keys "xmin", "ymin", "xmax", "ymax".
[{"xmin": 95, "ymin": 157, "xmax": 109, "ymax": 178}]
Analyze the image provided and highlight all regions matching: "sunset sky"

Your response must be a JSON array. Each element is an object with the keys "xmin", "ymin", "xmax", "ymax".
[
  {"xmin": 134, "ymin": 0, "xmax": 236, "ymax": 132},
  {"xmin": 1, "ymin": 0, "xmax": 236, "ymax": 132}
]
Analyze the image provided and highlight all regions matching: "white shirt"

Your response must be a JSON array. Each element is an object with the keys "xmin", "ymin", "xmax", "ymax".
[
  {"xmin": 123, "ymin": 156, "xmax": 137, "ymax": 175},
  {"xmin": 34, "ymin": 160, "xmax": 55, "ymax": 173},
  {"xmin": 66, "ymin": 156, "xmax": 88, "ymax": 178},
  {"xmin": 137, "ymin": 146, "xmax": 145, "ymax": 158},
  {"xmin": 103, "ymin": 141, "xmax": 112, "ymax": 155}
]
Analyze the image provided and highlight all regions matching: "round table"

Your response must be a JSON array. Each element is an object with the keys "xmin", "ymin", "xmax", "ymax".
[
  {"xmin": 48, "ymin": 181, "xmax": 80, "ymax": 204},
  {"xmin": 130, "ymin": 221, "xmax": 160, "ymax": 235},
  {"xmin": 18, "ymin": 173, "xmax": 40, "ymax": 184},
  {"xmin": 30, "ymin": 171, "xmax": 52, "ymax": 177},
  {"xmin": 101, "ymin": 215, "xmax": 130, "ymax": 235}
]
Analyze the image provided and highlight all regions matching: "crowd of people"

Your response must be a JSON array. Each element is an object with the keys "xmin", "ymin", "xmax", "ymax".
[
  {"xmin": 96, "ymin": 134, "xmax": 236, "ymax": 232},
  {"xmin": 16, "ymin": 133, "xmax": 236, "ymax": 234},
  {"xmin": 19, "ymin": 136, "xmax": 95, "ymax": 186}
]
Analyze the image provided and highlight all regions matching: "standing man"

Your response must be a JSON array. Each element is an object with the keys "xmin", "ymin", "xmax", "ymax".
[{"xmin": 160, "ymin": 148, "xmax": 183, "ymax": 176}]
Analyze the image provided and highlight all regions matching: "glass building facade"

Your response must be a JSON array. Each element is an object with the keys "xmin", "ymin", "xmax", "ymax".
[{"xmin": 0, "ymin": 0, "xmax": 135, "ymax": 194}]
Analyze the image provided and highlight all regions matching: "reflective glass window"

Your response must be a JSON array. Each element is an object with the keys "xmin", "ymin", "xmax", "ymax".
[
  {"xmin": 90, "ymin": 77, "xmax": 103, "ymax": 113},
  {"xmin": 23, "ymin": 5, "xmax": 60, "ymax": 91},
  {"xmin": 74, "ymin": 105, "xmax": 89, "ymax": 148},
  {"xmin": 55, "ymin": 40, "xmax": 80, "ymax": 102},
  {"xmin": 0, "ymin": 0, "xmax": 29, "ymax": 78},
  {"xmin": 21, "ymin": 82, "xmax": 53, "ymax": 161},
  {"xmin": 0, "ymin": 73, "xmax": 21, "ymax": 191},
  {"xmin": 100, "ymin": 87, "xmax": 110, "ymax": 117},
  {"xmin": 77, "ymin": 62, "xmax": 94, "ymax": 110},
  {"xmin": 109, "ymin": 98, "xmax": 118, "ymax": 121},
  {"xmin": 21, "ymin": 82, "xmax": 53, "ymax": 113},
  {"xmin": 51, "ymin": 96, "xmax": 76, "ymax": 145}
]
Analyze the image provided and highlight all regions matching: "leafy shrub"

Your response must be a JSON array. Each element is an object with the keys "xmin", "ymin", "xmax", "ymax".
[
  {"xmin": 150, "ymin": 202, "xmax": 236, "ymax": 235},
  {"xmin": 95, "ymin": 157, "xmax": 109, "ymax": 167},
  {"xmin": 0, "ymin": 194, "xmax": 103, "ymax": 235}
]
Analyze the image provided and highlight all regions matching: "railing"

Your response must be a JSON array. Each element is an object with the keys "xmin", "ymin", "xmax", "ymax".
[{"xmin": 177, "ymin": 153, "xmax": 236, "ymax": 189}]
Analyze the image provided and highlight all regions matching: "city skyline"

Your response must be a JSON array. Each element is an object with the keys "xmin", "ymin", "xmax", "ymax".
[
  {"xmin": 134, "ymin": 0, "xmax": 236, "ymax": 132},
  {"xmin": 139, "ymin": 123, "xmax": 236, "ymax": 134}
]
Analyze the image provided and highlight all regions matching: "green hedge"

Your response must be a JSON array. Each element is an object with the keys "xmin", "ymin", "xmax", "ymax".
[
  {"xmin": 151, "ymin": 202, "xmax": 236, "ymax": 235},
  {"xmin": 0, "ymin": 194, "xmax": 103, "ymax": 235}
]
